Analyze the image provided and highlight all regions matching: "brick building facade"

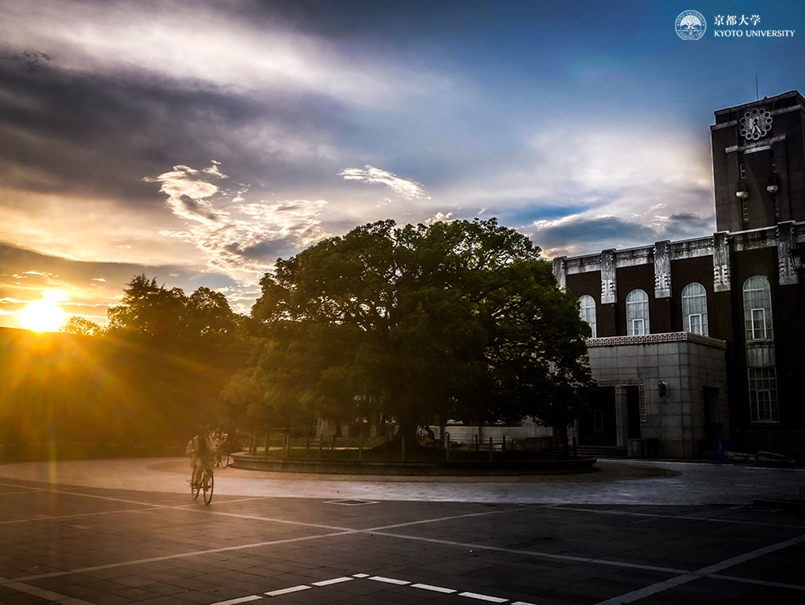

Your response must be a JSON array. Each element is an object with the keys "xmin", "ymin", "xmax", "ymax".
[{"xmin": 553, "ymin": 91, "xmax": 805, "ymax": 458}]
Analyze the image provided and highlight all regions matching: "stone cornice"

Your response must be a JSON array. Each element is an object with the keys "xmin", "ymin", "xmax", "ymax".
[{"xmin": 587, "ymin": 332, "xmax": 727, "ymax": 349}]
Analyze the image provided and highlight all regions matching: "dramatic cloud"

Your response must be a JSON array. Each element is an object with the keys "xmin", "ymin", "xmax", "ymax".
[
  {"xmin": 149, "ymin": 163, "xmax": 329, "ymax": 281},
  {"xmin": 0, "ymin": 0, "xmax": 451, "ymax": 109},
  {"xmin": 340, "ymin": 166, "xmax": 425, "ymax": 200},
  {"xmin": 530, "ymin": 211, "xmax": 714, "ymax": 258},
  {"xmin": 1, "ymin": 1, "xmax": 791, "ymax": 329}
]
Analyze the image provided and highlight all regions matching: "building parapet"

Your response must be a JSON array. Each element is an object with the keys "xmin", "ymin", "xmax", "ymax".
[
  {"xmin": 667, "ymin": 235, "xmax": 714, "ymax": 260},
  {"xmin": 587, "ymin": 332, "xmax": 727, "ymax": 349},
  {"xmin": 554, "ymin": 221, "xmax": 805, "ymax": 292}
]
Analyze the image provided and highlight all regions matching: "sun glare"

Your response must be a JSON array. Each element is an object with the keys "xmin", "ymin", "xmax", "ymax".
[{"xmin": 18, "ymin": 294, "xmax": 67, "ymax": 332}]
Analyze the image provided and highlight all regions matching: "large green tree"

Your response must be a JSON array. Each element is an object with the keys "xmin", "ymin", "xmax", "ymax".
[{"xmin": 249, "ymin": 218, "xmax": 594, "ymax": 444}]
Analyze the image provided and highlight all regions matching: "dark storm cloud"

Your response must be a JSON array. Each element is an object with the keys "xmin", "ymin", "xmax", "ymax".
[
  {"xmin": 661, "ymin": 212, "xmax": 715, "ymax": 238},
  {"xmin": 225, "ymin": 237, "xmax": 305, "ymax": 263},
  {"xmin": 531, "ymin": 210, "xmax": 716, "ymax": 256},
  {"xmin": 0, "ymin": 56, "xmax": 355, "ymax": 207},
  {"xmin": 532, "ymin": 216, "xmax": 659, "ymax": 250}
]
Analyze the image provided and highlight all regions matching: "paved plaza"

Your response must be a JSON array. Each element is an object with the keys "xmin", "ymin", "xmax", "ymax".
[{"xmin": 0, "ymin": 459, "xmax": 803, "ymax": 605}]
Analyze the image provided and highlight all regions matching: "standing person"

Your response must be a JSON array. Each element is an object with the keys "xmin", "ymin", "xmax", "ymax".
[{"xmin": 186, "ymin": 430, "xmax": 216, "ymax": 488}]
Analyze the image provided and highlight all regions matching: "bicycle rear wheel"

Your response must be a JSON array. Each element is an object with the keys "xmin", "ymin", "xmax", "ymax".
[{"xmin": 202, "ymin": 470, "xmax": 214, "ymax": 505}]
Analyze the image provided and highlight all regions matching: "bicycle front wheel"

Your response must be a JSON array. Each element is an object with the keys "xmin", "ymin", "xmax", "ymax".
[
  {"xmin": 202, "ymin": 471, "xmax": 214, "ymax": 505},
  {"xmin": 191, "ymin": 475, "xmax": 200, "ymax": 500}
]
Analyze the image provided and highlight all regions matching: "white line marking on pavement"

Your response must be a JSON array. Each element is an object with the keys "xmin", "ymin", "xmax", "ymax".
[
  {"xmin": 546, "ymin": 505, "xmax": 805, "ymax": 530},
  {"xmin": 709, "ymin": 574, "xmax": 805, "ymax": 591},
  {"xmin": 0, "ymin": 507, "xmax": 154, "ymax": 526},
  {"xmin": 211, "ymin": 596, "xmax": 263, "ymax": 605},
  {"xmin": 367, "ymin": 509, "xmax": 505, "ymax": 531},
  {"xmin": 595, "ymin": 533, "xmax": 805, "ymax": 604},
  {"xmin": 311, "ymin": 577, "xmax": 353, "ymax": 586},
  {"xmin": 511, "ymin": 602, "xmax": 540, "ymax": 605},
  {"xmin": 266, "ymin": 585, "xmax": 311, "ymax": 596},
  {"xmin": 368, "ymin": 531, "xmax": 688, "ymax": 574},
  {"xmin": 369, "ymin": 576, "xmax": 411, "ymax": 585},
  {"xmin": 17, "ymin": 531, "xmax": 355, "ymax": 582},
  {"xmin": 411, "ymin": 583, "xmax": 457, "ymax": 593},
  {"xmin": 0, "ymin": 489, "xmax": 40, "ymax": 496},
  {"xmin": 352, "ymin": 573, "xmax": 370, "ymax": 578},
  {"xmin": 3, "ymin": 580, "xmax": 95, "ymax": 605},
  {"xmin": 187, "ymin": 509, "xmax": 355, "ymax": 532},
  {"xmin": 458, "ymin": 591, "xmax": 508, "ymax": 602},
  {"xmin": 177, "ymin": 496, "xmax": 268, "ymax": 507}
]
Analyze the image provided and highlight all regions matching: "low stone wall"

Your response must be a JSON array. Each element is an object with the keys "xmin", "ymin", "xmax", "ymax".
[{"xmin": 231, "ymin": 453, "xmax": 596, "ymax": 476}]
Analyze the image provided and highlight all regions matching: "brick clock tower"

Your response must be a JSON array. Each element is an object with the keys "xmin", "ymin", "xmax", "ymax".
[{"xmin": 711, "ymin": 90, "xmax": 805, "ymax": 232}]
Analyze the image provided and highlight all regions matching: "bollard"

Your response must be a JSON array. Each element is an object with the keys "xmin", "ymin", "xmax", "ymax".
[
  {"xmin": 401, "ymin": 435, "xmax": 406, "ymax": 462},
  {"xmin": 285, "ymin": 432, "xmax": 290, "ymax": 458},
  {"xmin": 319, "ymin": 435, "xmax": 323, "ymax": 458},
  {"xmin": 446, "ymin": 434, "xmax": 450, "ymax": 462},
  {"xmin": 475, "ymin": 434, "xmax": 479, "ymax": 451},
  {"xmin": 332, "ymin": 435, "xmax": 336, "ymax": 450},
  {"xmin": 489, "ymin": 437, "xmax": 494, "ymax": 463},
  {"xmin": 502, "ymin": 435, "xmax": 506, "ymax": 452},
  {"xmin": 264, "ymin": 432, "xmax": 270, "ymax": 457},
  {"xmin": 359, "ymin": 433, "xmax": 363, "ymax": 461}
]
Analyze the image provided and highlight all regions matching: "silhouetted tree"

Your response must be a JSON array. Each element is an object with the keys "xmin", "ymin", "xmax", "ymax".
[
  {"xmin": 247, "ymin": 218, "xmax": 594, "ymax": 445},
  {"xmin": 60, "ymin": 316, "xmax": 104, "ymax": 336}
]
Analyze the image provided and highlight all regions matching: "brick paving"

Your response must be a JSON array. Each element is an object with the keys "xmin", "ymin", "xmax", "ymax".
[{"xmin": 0, "ymin": 462, "xmax": 803, "ymax": 604}]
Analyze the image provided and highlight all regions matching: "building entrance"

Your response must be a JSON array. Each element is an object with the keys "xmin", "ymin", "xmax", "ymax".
[{"xmin": 579, "ymin": 386, "xmax": 617, "ymax": 446}]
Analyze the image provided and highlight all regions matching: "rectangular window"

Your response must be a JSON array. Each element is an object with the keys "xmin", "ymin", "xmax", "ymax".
[
  {"xmin": 750, "ymin": 308, "xmax": 766, "ymax": 340},
  {"xmin": 742, "ymin": 198, "xmax": 749, "ymax": 222},
  {"xmin": 632, "ymin": 318, "xmax": 645, "ymax": 336},
  {"xmin": 748, "ymin": 367, "xmax": 779, "ymax": 422},
  {"xmin": 740, "ymin": 163, "xmax": 746, "ymax": 180},
  {"xmin": 688, "ymin": 313, "xmax": 703, "ymax": 335}
]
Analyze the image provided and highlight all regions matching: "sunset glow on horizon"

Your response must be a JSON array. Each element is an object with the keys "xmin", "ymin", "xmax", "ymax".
[
  {"xmin": 16, "ymin": 291, "xmax": 67, "ymax": 333},
  {"xmin": 0, "ymin": 1, "xmax": 803, "ymax": 327}
]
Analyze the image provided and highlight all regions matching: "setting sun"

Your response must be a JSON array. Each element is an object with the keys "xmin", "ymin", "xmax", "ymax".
[{"xmin": 18, "ymin": 294, "xmax": 67, "ymax": 332}]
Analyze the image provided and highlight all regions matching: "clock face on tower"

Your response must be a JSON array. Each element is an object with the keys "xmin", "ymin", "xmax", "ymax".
[{"xmin": 739, "ymin": 107, "xmax": 773, "ymax": 141}]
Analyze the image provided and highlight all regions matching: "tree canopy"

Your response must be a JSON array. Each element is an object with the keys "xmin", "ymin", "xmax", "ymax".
[
  {"xmin": 245, "ymin": 218, "xmax": 594, "ymax": 441},
  {"xmin": 105, "ymin": 274, "xmax": 238, "ymax": 342}
]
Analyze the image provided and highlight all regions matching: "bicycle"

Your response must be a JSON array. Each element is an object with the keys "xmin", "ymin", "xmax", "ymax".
[
  {"xmin": 191, "ymin": 465, "xmax": 214, "ymax": 505},
  {"xmin": 216, "ymin": 438, "xmax": 231, "ymax": 468}
]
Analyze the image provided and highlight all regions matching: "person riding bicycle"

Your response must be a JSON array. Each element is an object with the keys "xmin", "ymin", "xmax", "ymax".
[{"xmin": 186, "ymin": 430, "xmax": 216, "ymax": 488}]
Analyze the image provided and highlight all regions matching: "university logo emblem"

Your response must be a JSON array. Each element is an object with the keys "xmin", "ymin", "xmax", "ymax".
[{"xmin": 675, "ymin": 10, "xmax": 707, "ymax": 40}]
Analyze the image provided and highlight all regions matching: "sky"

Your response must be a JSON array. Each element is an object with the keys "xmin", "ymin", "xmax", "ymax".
[{"xmin": 1, "ymin": 0, "xmax": 804, "ymax": 328}]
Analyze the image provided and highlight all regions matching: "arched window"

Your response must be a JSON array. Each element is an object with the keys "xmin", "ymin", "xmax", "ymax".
[
  {"xmin": 626, "ymin": 289, "xmax": 649, "ymax": 336},
  {"xmin": 742, "ymin": 276, "xmax": 773, "ymax": 341},
  {"xmin": 578, "ymin": 295, "xmax": 596, "ymax": 338},
  {"xmin": 681, "ymin": 282, "xmax": 708, "ymax": 336}
]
